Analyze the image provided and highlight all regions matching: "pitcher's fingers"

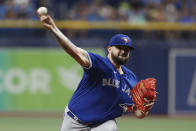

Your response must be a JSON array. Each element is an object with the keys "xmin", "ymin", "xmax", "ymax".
[
  {"xmin": 47, "ymin": 16, "xmax": 55, "ymax": 24},
  {"xmin": 40, "ymin": 15, "xmax": 49, "ymax": 22},
  {"xmin": 42, "ymin": 23, "xmax": 52, "ymax": 29}
]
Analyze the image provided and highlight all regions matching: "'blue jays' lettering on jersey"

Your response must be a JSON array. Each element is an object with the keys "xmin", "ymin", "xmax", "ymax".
[{"xmin": 68, "ymin": 52, "xmax": 138, "ymax": 123}]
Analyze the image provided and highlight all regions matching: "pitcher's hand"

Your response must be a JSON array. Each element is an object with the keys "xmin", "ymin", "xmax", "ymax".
[{"xmin": 36, "ymin": 11, "xmax": 57, "ymax": 32}]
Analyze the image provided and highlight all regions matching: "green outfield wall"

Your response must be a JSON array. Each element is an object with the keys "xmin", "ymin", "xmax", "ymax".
[{"xmin": 0, "ymin": 48, "xmax": 105, "ymax": 112}]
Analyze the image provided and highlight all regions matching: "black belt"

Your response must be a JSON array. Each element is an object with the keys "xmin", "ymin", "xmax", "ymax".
[{"xmin": 67, "ymin": 111, "xmax": 100, "ymax": 127}]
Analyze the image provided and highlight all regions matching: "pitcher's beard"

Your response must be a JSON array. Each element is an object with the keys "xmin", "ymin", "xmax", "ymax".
[{"xmin": 111, "ymin": 53, "xmax": 129, "ymax": 65}]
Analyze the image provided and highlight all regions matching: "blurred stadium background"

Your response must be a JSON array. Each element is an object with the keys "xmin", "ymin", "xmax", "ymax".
[{"xmin": 0, "ymin": 0, "xmax": 196, "ymax": 130}]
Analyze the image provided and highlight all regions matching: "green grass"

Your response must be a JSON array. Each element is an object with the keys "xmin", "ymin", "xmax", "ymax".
[
  {"xmin": 117, "ymin": 116, "xmax": 196, "ymax": 131},
  {"xmin": 0, "ymin": 117, "xmax": 61, "ymax": 131},
  {"xmin": 0, "ymin": 116, "xmax": 195, "ymax": 131}
]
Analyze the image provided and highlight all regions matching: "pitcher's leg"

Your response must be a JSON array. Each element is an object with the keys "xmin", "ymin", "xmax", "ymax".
[
  {"xmin": 60, "ymin": 112, "xmax": 90, "ymax": 131},
  {"xmin": 90, "ymin": 120, "xmax": 118, "ymax": 131}
]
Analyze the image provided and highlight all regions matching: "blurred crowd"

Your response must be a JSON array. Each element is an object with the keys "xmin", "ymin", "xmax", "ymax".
[
  {"xmin": 0, "ymin": 0, "xmax": 195, "ymax": 40},
  {"xmin": 0, "ymin": 0, "xmax": 35, "ymax": 19},
  {"xmin": 64, "ymin": 0, "xmax": 196, "ymax": 24},
  {"xmin": 0, "ymin": 0, "xmax": 196, "ymax": 24}
]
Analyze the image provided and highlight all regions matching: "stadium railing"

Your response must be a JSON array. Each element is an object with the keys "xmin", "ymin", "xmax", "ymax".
[{"xmin": 0, "ymin": 20, "xmax": 196, "ymax": 31}]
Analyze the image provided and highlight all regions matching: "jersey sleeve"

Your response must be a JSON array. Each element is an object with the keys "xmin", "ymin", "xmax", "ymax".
[{"xmin": 83, "ymin": 52, "xmax": 106, "ymax": 73}]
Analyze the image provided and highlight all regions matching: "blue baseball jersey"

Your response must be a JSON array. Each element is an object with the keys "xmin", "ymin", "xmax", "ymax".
[{"xmin": 68, "ymin": 52, "xmax": 138, "ymax": 123}]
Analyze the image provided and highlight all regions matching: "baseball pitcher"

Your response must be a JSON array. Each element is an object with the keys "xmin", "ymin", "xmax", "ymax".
[{"xmin": 37, "ymin": 9, "xmax": 157, "ymax": 131}]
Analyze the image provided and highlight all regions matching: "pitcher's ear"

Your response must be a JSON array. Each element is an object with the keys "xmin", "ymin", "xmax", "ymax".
[{"xmin": 107, "ymin": 46, "xmax": 112, "ymax": 52}]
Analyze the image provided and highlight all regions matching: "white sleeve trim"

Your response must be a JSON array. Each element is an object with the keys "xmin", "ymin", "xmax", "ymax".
[{"xmin": 82, "ymin": 51, "xmax": 92, "ymax": 69}]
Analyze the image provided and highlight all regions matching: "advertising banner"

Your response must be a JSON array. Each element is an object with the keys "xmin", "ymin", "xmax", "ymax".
[{"xmin": 0, "ymin": 48, "xmax": 105, "ymax": 112}]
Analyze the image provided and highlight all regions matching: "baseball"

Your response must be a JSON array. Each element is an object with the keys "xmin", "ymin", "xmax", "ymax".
[{"xmin": 37, "ymin": 7, "xmax": 48, "ymax": 16}]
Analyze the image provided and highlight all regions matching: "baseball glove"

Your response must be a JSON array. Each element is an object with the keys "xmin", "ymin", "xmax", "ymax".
[{"xmin": 131, "ymin": 78, "xmax": 157, "ymax": 113}]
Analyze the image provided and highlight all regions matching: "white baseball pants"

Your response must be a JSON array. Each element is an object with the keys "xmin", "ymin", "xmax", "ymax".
[{"xmin": 60, "ymin": 107, "xmax": 118, "ymax": 131}]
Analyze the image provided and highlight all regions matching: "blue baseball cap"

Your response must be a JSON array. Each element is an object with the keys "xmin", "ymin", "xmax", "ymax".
[{"xmin": 108, "ymin": 34, "xmax": 134, "ymax": 49}]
